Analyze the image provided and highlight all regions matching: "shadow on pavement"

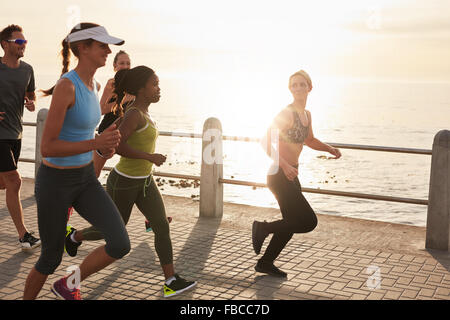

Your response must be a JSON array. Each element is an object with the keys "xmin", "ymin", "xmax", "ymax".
[
  {"xmin": 171, "ymin": 217, "xmax": 221, "ymax": 299},
  {"xmin": 426, "ymin": 248, "xmax": 450, "ymax": 272},
  {"xmin": 0, "ymin": 251, "xmax": 30, "ymax": 290},
  {"xmin": 84, "ymin": 241, "xmax": 156, "ymax": 300}
]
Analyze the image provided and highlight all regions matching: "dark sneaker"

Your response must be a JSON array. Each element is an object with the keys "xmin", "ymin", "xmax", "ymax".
[
  {"xmin": 51, "ymin": 277, "xmax": 81, "ymax": 300},
  {"xmin": 19, "ymin": 231, "xmax": 41, "ymax": 252},
  {"xmin": 65, "ymin": 225, "xmax": 81, "ymax": 257},
  {"xmin": 252, "ymin": 221, "xmax": 268, "ymax": 255},
  {"xmin": 255, "ymin": 260, "xmax": 287, "ymax": 278},
  {"xmin": 163, "ymin": 274, "xmax": 197, "ymax": 298}
]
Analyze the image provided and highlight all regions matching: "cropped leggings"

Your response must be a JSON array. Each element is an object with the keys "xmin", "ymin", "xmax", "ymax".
[
  {"xmin": 80, "ymin": 169, "xmax": 173, "ymax": 266},
  {"xmin": 34, "ymin": 163, "xmax": 130, "ymax": 275},
  {"xmin": 262, "ymin": 165, "xmax": 318, "ymax": 262}
]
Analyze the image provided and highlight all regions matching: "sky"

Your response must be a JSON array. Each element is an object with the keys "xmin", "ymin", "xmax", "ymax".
[{"xmin": 1, "ymin": 0, "xmax": 450, "ymax": 82}]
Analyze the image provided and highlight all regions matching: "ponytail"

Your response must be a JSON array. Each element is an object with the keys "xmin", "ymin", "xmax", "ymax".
[
  {"xmin": 41, "ymin": 22, "xmax": 99, "ymax": 96},
  {"xmin": 61, "ymin": 39, "xmax": 71, "ymax": 77},
  {"xmin": 111, "ymin": 69, "xmax": 130, "ymax": 117},
  {"xmin": 41, "ymin": 40, "xmax": 72, "ymax": 96}
]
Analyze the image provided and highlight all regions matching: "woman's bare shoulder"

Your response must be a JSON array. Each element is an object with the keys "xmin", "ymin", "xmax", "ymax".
[{"xmin": 272, "ymin": 107, "xmax": 294, "ymax": 130}]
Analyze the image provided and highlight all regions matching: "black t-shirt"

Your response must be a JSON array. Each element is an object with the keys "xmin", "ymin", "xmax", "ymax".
[{"xmin": 0, "ymin": 58, "xmax": 35, "ymax": 139}]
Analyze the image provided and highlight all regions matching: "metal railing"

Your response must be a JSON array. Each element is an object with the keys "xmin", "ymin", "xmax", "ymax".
[{"xmin": 22, "ymin": 118, "xmax": 430, "ymax": 207}]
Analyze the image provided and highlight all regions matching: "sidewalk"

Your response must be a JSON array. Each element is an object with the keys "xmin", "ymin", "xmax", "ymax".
[{"xmin": 0, "ymin": 178, "xmax": 449, "ymax": 300}]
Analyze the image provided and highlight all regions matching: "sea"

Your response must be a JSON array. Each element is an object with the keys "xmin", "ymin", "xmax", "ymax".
[{"xmin": 18, "ymin": 72, "xmax": 450, "ymax": 228}]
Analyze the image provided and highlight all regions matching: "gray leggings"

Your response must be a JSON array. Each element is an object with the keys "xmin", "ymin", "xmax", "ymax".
[{"xmin": 34, "ymin": 163, "xmax": 130, "ymax": 275}]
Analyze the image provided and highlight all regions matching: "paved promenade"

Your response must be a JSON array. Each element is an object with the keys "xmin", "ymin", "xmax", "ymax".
[{"xmin": 0, "ymin": 178, "xmax": 449, "ymax": 300}]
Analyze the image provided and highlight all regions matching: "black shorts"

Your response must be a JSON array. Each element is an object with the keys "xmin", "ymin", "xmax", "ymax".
[{"xmin": 0, "ymin": 139, "xmax": 21, "ymax": 172}]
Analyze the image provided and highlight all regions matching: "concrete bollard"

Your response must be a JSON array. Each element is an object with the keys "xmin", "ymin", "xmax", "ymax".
[
  {"xmin": 200, "ymin": 117, "xmax": 223, "ymax": 218},
  {"xmin": 35, "ymin": 108, "xmax": 48, "ymax": 178},
  {"xmin": 426, "ymin": 130, "xmax": 450, "ymax": 251}
]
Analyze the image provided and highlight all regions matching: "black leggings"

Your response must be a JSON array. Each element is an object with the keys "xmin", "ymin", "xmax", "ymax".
[
  {"xmin": 262, "ymin": 165, "xmax": 318, "ymax": 262},
  {"xmin": 79, "ymin": 170, "xmax": 173, "ymax": 265},
  {"xmin": 34, "ymin": 163, "xmax": 130, "ymax": 275}
]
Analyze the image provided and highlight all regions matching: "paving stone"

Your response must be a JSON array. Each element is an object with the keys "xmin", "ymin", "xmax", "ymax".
[{"xmin": 384, "ymin": 291, "xmax": 402, "ymax": 300}]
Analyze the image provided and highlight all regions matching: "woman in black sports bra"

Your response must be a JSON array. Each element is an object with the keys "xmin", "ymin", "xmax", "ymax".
[
  {"xmin": 94, "ymin": 50, "xmax": 134, "ymax": 177},
  {"xmin": 252, "ymin": 70, "xmax": 341, "ymax": 277}
]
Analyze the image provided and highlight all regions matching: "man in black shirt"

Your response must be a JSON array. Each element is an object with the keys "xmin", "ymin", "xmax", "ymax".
[{"xmin": 0, "ymin": 24, "xmax": 40, "ymax": 251}]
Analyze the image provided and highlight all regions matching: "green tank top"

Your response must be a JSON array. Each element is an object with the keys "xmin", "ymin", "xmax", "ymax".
[{"xmin": 115, "ymin": 107, "xmax": 159, "ymax": 178}]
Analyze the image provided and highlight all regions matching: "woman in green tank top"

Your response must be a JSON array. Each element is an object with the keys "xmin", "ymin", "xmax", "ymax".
[{"xmin": 66, "ymin": 66, "xmax": 196, "ymax": 298}]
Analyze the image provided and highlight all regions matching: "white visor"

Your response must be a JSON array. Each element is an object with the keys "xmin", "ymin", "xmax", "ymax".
[{"xmin": 65, "ymin": 26, "xmax": 124, "ymax": 45}]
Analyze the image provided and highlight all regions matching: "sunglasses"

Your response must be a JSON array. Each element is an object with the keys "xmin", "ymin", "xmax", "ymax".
[{"xmin": 6, "ymin": 39, "xmax": 28, "ymax": 45}]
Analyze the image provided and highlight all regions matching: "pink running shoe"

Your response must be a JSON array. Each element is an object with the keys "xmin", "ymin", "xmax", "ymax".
[{"xmin": 51, "ymin": 277, "xmax": 81, "ymax": 300}]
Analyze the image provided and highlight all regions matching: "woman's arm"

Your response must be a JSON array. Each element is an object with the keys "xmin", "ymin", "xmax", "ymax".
[
  {"xmin": 99, "ymin": 78, "xmax": 116, "ymax": 115},
  {"xmin": 116, "ymin": 110, "xmax": 166, "ymax": 166},
  {"xmin": 40, "ymin": 78, "xmax": 121, "ymax": 158},
  {"xmin": 261, "ymin": 110, "xmax": 291, "ymax": 162},
  {"xmin": 304, "ymin": 110, "xmax": 341, "ymax": 159},
  {"xmin": 261, "ymin": 110, "xmax": 299, "ymax": 180},
  {"xmin": 261, "ymin": 128, "xmax": 291, "ymax": 170}
]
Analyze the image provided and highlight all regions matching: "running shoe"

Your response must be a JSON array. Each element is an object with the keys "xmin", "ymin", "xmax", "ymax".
[
  {"xmin": 19, "ymin": 231, "xmax": 41, "ymax": 252},
  {"xmin": 163, "ymin": 274, "xmax": 197, "ymax": 298},
  {"xmin": 255, "ymin": 259, "xmax": 287, "ymax": 278},
  {"xmin": 65, "ymin": 225, "xmax": 81, "ymax": 257},
  {"xmin": 51, "ymin": 276, "xmax": 81, "ymax": 300}
]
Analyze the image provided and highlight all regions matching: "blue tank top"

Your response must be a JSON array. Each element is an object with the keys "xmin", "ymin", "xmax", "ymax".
[{"xmin": 45, "ymin": 70, "xmax": 101, "ymax": 167}]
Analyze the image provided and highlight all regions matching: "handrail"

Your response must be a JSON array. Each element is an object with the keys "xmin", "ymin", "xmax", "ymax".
[
  {"xmin": 326, "ymin": 143, "xmax": 431, "ymax": 155},
  {"xmin": 22, "ymin": 121, "xmax": 430, "ymax": 206},
  {"xmin": 24, "ymin": 123, "xmax": 432, "ymax": 155},
  {"xmin": 20, "ymin": 157, "xmax": 428, "ymax": 206},
  {"xmin": 104, "ymin": 166, "xmax": 201, "ymax": 182},
  {"xmin": 158, "ymin": 131, "xmax": 432, "ymax": 155},
  {"xmin": 220, "ymin": 178, "xmax": 428, "ymax": 205},
  {"xmin": 104, "ymin": 167, "xmax": 428, "ymax": 205}
]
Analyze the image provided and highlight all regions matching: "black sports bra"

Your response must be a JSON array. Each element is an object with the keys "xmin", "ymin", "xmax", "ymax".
[{"xmin": 279, "ymin": 106, "xmax": 310, "ymax": 144}]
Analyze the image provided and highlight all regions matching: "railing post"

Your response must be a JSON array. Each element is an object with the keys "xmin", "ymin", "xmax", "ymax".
[
  {"xmin": 200, "ymin": 117, "xmax": 223, "ymax": 218},
  {"xmin": 35, "ymin": 108, "xmax": 48, "ymax": 178},
  {"xmin": 426, "ymin": 130, "xmax": 450, "ymax": 251}
]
